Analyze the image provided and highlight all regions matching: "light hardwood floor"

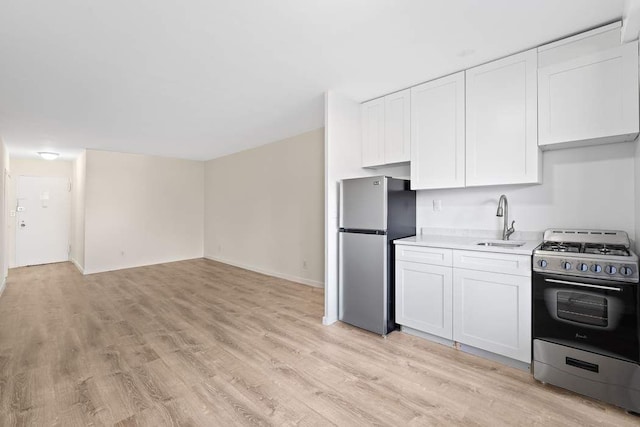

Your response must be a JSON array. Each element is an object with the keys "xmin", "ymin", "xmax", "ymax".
[{"xmin": 0, "ymin": 259, "xmax": 636, "ymax": 426}]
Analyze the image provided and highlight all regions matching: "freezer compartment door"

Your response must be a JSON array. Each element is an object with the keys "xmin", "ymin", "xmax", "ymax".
[
  {"xmin": 340, "ymin": 176, "xmax": 387, "ymax": 230},
  {"xmin": 339, "ymin": 232, "xmax": 388, "ymax": 334}
]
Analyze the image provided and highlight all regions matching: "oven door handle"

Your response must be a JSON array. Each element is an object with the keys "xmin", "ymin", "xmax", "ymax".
[{"xmin": 544, "ymin": 278, "xmax": 622, "ymax": 292}]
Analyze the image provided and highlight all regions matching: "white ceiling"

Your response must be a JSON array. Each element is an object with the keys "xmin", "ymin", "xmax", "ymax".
[{"xmin": 0, "ymin": 0, "xmax": 628, "ymax": 161}]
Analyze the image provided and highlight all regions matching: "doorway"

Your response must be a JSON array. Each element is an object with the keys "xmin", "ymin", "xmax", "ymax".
[{"xmin": 15, "ymin": 176, "xmax": 71, "ymax": 267}]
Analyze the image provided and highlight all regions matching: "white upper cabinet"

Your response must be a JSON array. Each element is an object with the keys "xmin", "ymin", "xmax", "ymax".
[
  {"xmin": 361, "ymin": 97, "xmax": 385, "ymax": 167},
  {"xmin": 362, "ymin": 90, "xmax": 410, "ymax": 168},
  {"xmin": 384, "ymin": 89, "xmax": 411, "ymax": 164},
  {"xmin": 411, "ymin": 72, "xmax": 465, "ymax": 190},
  {"xmin": 465, "ymin": 49, "xmax": 540, "ymax": 187},
  {"xmin": 538, "ymin": 23, "xmax": 639, "ymax": 149}
]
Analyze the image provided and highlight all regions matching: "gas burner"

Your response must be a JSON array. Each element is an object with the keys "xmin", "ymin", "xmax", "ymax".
[
  {"xmin": 583, "ymin": 244, "xmax": 630, "ymax": 257},
  {"xmin": 539, "ymin": 242, "xmax": 581, "ymax": 253}
]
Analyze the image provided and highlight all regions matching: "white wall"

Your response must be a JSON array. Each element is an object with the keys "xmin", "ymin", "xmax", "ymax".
[
  {"xmin": 71, "ymin": 151, "xmax": 86, "ymax": 271},
  {"xmin": 0, "ymin": 139, "xmax": 9, "ymax": 289},
  {"xmin": 83, "ymin": 150, "xmax": 204, "ymax": 274},
  {"xmin": 204, "ymin": 128, "xmax": 325, "ymax": 287},
  {"xmin": 324, "ymin": 91, "xmax": 409, "ymax": 324},
  {"xmin": 417, "ymin": 142, "xmax": 636, "ymax": 240},
  {"xmin": 7, "ymin": 158, "xmax": 73, "ymax": 268}
]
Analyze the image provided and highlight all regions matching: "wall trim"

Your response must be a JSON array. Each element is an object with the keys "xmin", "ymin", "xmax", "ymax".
[
  {"xmin": 204, "ymin": 255, "xmax": 324, "ymax": 289},
  {"xmin": 83, "ymin": 256, "xmax": 204, "ymax": 275},
  {"xmin": 70, "ymin": 258, "xmax": 84, "ymax": 275},
  {"xmin": 322, "ymin": 316, "xmax": 338, "ymax": 325},
  {"xmin": 0, "ymin": 277, "xmax": 5, "ymax": 297}
]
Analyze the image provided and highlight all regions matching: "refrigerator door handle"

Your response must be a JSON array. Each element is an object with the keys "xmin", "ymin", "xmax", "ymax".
[{"xmin": 339, "ymin": 228, "xmax": 387, "ymax": 235}]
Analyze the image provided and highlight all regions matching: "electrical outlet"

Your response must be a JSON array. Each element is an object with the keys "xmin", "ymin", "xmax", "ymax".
[
  {"xmin": 302, "ymin": 260, "xmax": 308, "ymax": 270},
  {"xmin": 433, "ymin": 199, "xmax": 442, "ymax": 212}
]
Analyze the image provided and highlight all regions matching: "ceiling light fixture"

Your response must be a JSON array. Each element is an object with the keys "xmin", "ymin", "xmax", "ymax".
[{"xmin": 37, "ymin": 151, "xmax": 59, "ymax": 160}]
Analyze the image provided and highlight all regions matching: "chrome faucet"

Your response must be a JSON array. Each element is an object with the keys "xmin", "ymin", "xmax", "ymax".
[{"xmin": 496, "ymin": 194, "xmax": 515, "ymax": 240}]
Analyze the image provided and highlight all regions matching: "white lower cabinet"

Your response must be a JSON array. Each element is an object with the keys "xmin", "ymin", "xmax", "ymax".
[
  {"xmin": 395, "ymin": 244, "xmax": 532, "ymax": 365},
  {"xmin": 395, "ymin": 260, "xmax": 453, "ymax": 339},
  {"xmin": 452, "ymin": 268, "xmax": 531, "ymax": 363}
]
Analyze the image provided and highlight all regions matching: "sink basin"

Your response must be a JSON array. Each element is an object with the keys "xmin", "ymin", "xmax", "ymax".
[{"xmin": 476, "ymin": 241, "xmax": 526, "ymax": 248}]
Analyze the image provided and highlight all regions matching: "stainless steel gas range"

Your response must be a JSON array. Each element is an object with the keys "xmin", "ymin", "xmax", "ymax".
[{"xmin": 532, "ymin": 229, "xmax": 640, "ymax": 413}]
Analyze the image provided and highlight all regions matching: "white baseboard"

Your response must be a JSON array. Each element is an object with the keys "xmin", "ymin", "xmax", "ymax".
[
  {"xmin": 0, "ymin": 277, "xmax": 5, "ymax": 297},
  {"xmin": 82, "ymin": 256, "xmax": 204, "ymax": 275},
  {"xmin": 204, "ymin": 255, "xmax": 324, "ymax": 288},
  {"xmin": 322, "ymin": 315, "xmax": 338, "ymax": 325},
  {"xmin": 70, "ymin": 258, "xmax": 85, "ymax": 274}
]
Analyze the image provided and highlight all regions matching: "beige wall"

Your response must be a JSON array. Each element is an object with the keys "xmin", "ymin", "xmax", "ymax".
[
  {"xmin": 0, "ymin": 140, "xmax": 9, "ymax": 287},
  {"xmin": 71, "ymin": 151, "xmax": 86, "ymax": 271},
  {"xmin": 84, "ymin": 150, "xmax": 204, "ymax": 274},
  {"xmin": 204, "ymin": 128, "xmax": 325, "ymax": 287},
  {"xmin": 7, "ymin": 158, "xmax": 73, "ymax": 268}
]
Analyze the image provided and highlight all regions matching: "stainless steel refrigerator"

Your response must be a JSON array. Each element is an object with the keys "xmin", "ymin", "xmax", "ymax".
[{"xmin": 338, "ymin": 176, "xmax": 416, "ymax": 335}]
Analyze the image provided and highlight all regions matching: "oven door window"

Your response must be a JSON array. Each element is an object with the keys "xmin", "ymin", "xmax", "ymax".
[{"xmin": 556, "ymin": 291, "xmax": 607, "ymax": 327}]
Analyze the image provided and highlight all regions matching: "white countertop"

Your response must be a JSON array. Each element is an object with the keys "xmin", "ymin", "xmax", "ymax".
[{"xmin": 394, "ymin": 234, "xmax": 541, "ymax": 256}]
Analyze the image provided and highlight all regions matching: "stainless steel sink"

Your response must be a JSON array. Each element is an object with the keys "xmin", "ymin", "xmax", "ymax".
[{"xmin": 476, "ymin": 241, "xmax": 526, "ymax": 248}]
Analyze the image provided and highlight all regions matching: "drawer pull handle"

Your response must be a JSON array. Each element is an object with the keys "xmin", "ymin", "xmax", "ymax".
[{"xmin": 566, "ymin": 357, "xmax": 599, "ymax": 373}]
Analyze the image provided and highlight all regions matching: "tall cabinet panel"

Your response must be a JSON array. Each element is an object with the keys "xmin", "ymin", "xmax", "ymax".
[
  {"xmin": 411, "ymin": 72, "xmax": 465, "ymax": 190},
  {"xmin": 384, "ymin": 89, "xmax": 411, "ymax": 164},
  {"xmin": 465, "ymin": 48, "xmax": 540, "ymax": 186},
  {"xmin": 361, "ymin": 98, "xmax": 385, "ymax": 167}
]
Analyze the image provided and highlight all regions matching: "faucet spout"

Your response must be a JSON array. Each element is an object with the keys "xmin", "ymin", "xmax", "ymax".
[{"xmin": 496, "ymin": 195, "xmax": 515, "ymax": 240}]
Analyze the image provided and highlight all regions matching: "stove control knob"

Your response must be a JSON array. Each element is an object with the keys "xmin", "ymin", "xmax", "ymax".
[
  {"xmin": 591, "ymin": 264, "xmax": 602, "ymax": 273},
  {"xmin": 577, "ymin": 263, "xmax": 588, "ymax": 272},
  {"xmin": 605, "ymin": 265, "xmax": 617, "ymax": 275},
  {"xmin": 538, "ymin": 259, "xmax": 547, "ymax": 268},
  {"xmin": 562, "ymin": 261, "xmax": 572, "ymax": 270},
  {"xmin": 620, "ymin": 266, "xmax": 633, "ymax": 276}
]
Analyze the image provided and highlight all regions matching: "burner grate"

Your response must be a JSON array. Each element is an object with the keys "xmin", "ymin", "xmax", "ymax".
[
  {"xmin": 539, "ymin": 242, "xmax": 582, "ymax": 253},
  {"xmin": 583, "ymin": 244, "xmax": 630, "ymax": 257}
]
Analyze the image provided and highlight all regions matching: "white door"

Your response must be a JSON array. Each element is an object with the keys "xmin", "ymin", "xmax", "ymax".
[
  {"xmin": 15, "ymin": 176, "xmax": 70, "ymax": 267},
  {"xmin": 538, "ymin": 41, "xmax": 639, "ymax": 148},
  {"xmin": 395, "ymin": 260, "xmax": 453, "ymax": 339},
  {"xmin": 361, "ymin": 97, "xmax": 385, "ymax": 167},
  {"xmin": 384, "ymin": 89, "xmax": 411, "ymax": 164},
  {"xmin": 465, "ymin": 48, "xmax": 540, "ymax": 186},
  {"xmin": 453, "ymin": 268, "xmax": 531, "ymax": 363},
  {"xmin": 411, "ymin": 72, "xmax": 465, "ymax": 190}
]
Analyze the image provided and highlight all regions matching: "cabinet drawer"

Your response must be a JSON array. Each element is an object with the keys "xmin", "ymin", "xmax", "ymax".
[
  {"xmin": 395, "ymin": 245, "xmax": 453, "ymax": 267},
  {"xmin": 453, "ymin": 250, "xmax": 531, "ymax": 277}
]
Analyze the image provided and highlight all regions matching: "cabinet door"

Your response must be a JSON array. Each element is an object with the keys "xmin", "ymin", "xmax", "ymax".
[
  {"xmin": 384, "ymin": 89, "xmax": 411, "ymax": 164},
  {"xmin": 538, "ymin": 41, "xmax": 639, "ymax": 148},
  {"xmin": 411, "ymin": 72, "xmax": 465, "ymax": 190},
  {"xmin": 465, "ymin": 49, "xmax": 540, "ymax": 186},
  {"xmin": 361, "ymin": 98, "xmax": 385, "ymax": 167},
  {"xmin": 453, "ymin": 269, "xmax": 531, "ymax": 363},
  {"xmin": 395, "ymin": 260, "xmax": 453, "ymax": 339}
]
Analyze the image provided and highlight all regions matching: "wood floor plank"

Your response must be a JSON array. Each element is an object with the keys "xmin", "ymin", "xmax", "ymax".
[{"xmin": 0, "ymin": 259, "xmax": 637, "ymax": 426}]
